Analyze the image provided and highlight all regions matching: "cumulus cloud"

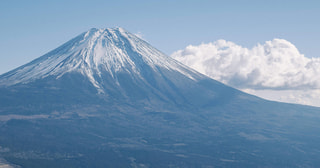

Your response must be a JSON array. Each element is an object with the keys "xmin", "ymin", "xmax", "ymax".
[
  {"xmin": 171, "ymin": 39, "xmax": 320, "ymax": 107},
  {"xmin": 172, "ymin": 39, "xmax": 320, "ymax": 90}
]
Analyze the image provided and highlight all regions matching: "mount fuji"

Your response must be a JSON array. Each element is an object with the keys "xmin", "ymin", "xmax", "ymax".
[
  {"xmin": 0, "ymin": 28, "xmax": 241, "ymax": 110},
  {"xmin": 0, "ymin": 28, "xmax": 320, "ymax": 167}
]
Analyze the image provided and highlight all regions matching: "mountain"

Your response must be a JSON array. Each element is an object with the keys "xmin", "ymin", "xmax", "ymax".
[
  {"xmin": 0, "ymin": 28, "xmax": 320, "ymax": 168},
  {"xmin": 0, "ymin": 28, "xmax": 241, "ymax": 111}
]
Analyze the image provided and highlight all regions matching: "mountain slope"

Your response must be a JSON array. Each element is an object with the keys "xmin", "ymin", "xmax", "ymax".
[{"xmin": 0, "ymin": 28, "xmax": 320, "ymax": 168}]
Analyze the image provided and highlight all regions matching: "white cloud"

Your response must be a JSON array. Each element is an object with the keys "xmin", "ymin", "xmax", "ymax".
[
  {"xmin": 171, "ymin": 39, "xmax": 320, "ymax": 107},
  {"xmin": 242, "ymin": 89, "xmax": 320, "ymax": 107}
]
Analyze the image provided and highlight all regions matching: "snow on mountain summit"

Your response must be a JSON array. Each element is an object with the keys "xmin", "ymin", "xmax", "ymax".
[{"xmin": 0, "ymin": 28, "xmax": 201, "ymax": 90}]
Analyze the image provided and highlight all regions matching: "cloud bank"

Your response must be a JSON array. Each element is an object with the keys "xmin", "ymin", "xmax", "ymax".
[
  {"xmin": 172, "ymin": 39, "xmax": 320, "ymax": 89},
  {"xmin": 171, "ymin": 39, "xmax": 320, "ymax": 106},
  {"xmin": 242, "ymin": 89, "xmax": 320, "ymax": 107}
]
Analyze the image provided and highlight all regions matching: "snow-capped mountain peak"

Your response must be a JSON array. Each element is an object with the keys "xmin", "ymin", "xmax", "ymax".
[{"xmin": 0, "ymin": 28, "xmax": 201, "ymax": 91}]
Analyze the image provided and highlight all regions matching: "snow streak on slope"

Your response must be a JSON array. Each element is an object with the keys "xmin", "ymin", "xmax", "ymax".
[{"xmin": 0, "ymin": 28, "xmax": 201, "ymax": 91}]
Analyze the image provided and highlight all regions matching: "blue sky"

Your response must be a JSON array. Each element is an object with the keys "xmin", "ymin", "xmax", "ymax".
[{"xmin": 0, "ymin": 0, "xmax": 319, "ymax": 74}]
